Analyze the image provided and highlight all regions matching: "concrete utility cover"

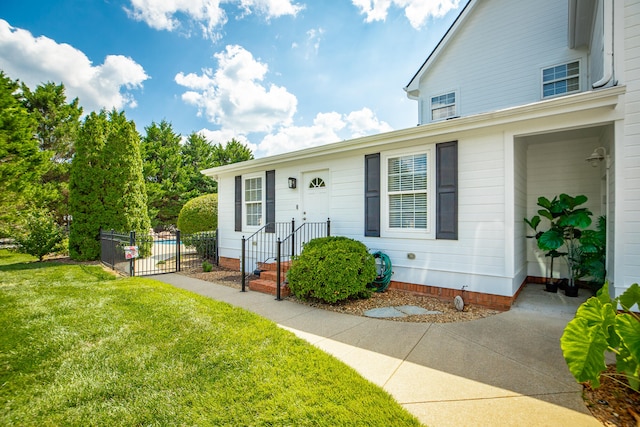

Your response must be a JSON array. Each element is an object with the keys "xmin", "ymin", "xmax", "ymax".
[
  {"xmin": 364, "ymin": 306, "xmax": 443, "ymax": 318},
  {"xmin": 364, "ymin": 307, "xmax": 407, "ymax": 318},
  {"xmin": 396, "ymin": 305, "xmax": 442, "ymax": 316}
]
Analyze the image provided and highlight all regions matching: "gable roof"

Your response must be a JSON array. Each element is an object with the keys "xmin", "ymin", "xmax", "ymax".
[{"xmin": 404, "ymin": 0, "xmax": 476, "ymax": 99}]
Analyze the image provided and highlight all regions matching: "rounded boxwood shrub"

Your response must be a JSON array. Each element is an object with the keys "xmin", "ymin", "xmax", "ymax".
[
  {"xmin": 177, "ymin": 194, "xmax": 218, "ymax": 234},
  {"xmin": 287, "ymin": 236, "xmax": 376, "ymax": 303}
]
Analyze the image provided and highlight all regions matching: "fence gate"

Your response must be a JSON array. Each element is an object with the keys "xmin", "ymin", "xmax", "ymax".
[{"xmin": 100, "ymin": 229, "xmax": 217, "ymax": 277}]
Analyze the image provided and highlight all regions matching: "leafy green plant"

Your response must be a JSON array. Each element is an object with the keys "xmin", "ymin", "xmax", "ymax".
[
  {"xmin": 575, "ymin": 215, "xmax": 606, "ymax": 291},
  {"xmin": 14, "ymin": 210, "xmax": 65, "ymax": 261},
  {"xmin": 525, "ymin": 194, "xmax": 593, "ymax": 295},
  {"xmin": 177, "ymin": 194, "xmax": 218, "ymax": 235},
  {"xmin": 561, "ymin": 282, "xmax": 640, "ymax": 392},
  {"xmin": 287, "ymin": 236, "xmax": 376, "ymax": 303},
  {"xmin": 202, "ymin": 260, "xmax": 213, "ymax": 272},
  {"xmin": 184, "ymin": 231, "xmax": 217, "ymax": 261}
]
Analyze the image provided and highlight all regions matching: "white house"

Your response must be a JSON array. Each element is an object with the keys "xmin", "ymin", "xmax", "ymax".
[{"xmin": 203, "ymin": 0, "xmax": 639, "ymax": 309}]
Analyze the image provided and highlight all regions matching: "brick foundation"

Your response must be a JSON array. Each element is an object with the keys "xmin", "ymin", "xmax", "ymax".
[
  {"xmin": 388, "ymin": 280, "xmax": 525, "ymax": 311},
  {"xmin": 217, "ymin": 256, "xmax": 526, "ymax": 311},
  {"xmin": 219, "ymin": 256, "xmax": 240, "ymax": 270}
]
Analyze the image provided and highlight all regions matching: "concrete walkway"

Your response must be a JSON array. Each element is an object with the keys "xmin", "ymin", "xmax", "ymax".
[{"xmin": 153, "ymin": 273, "xmax": 601, "ymax": 427}]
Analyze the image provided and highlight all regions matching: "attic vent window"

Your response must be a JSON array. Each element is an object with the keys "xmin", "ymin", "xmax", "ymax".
[
  {"xmin": 431, "ymin": 92, "xmax": 456, "ymax": 121},
  {"xmin": 309, "ymin": 177, "xmax": 326, "ymax": 188},
  {"xmin": 542, "ymin": 61, "xmax": 580, "ymax": 98}
]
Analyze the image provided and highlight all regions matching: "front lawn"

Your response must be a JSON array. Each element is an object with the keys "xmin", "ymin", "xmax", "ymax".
[{"xmin": 0, "ymin": 250, "xmax": 421, "ymax": 426}]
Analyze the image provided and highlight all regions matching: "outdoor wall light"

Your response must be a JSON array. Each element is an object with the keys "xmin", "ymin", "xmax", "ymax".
[
  {"xmin": 585, "ymin": 146, "xmax": 607, "ymax": 167},
  {"xmin": 288, "ymin": 177, "xmax": 297, "ymax": 189}
]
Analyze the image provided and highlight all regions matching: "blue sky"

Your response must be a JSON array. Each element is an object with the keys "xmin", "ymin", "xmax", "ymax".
[{"xmin": 1, "ymin": 0, "xmax": 465, "ymax": 157}]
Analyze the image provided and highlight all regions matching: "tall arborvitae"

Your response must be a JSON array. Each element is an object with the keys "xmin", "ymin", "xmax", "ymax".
[
  {"xmin": 68, "ymin": 111, "xmax": 108, "ymax": 260},
  {"xmin": 69, "ymin": 109, "xmax": 150, "ymax": 260},
  {"xmin": 101, "ymin": 110, "xmax": 150, "ymax": 236}
]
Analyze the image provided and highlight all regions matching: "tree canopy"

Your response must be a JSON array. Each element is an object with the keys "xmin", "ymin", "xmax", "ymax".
[{"xmin": 0, "ymin": 72, "xmax": 46, "ymax": 236}]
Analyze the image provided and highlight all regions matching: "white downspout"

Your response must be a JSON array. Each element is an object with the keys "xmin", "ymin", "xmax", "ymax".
[{"xmin": 593, "ymin": 0, "xmax": 614, "ymax": 88}]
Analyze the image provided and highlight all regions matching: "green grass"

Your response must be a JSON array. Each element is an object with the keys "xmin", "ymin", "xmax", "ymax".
[{"xmin": 0, "ymin": 250, "xmax": 422, "ymax": 426}]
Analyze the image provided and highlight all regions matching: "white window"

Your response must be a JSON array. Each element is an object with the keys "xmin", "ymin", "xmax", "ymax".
[
  {"xmin": 386, "ymin": 152, "xmax": 429, "ymax": 232},
  {"xmin": 431, "ymin": 92, "xmax": 456, "ymax": 121},
  {"xmin": 542, "ymin": 61, "xmax": 580, "ymax": 98},
  {"xmin": 245, "ymin": 177, "xmax": 263, "ymax": 227}
]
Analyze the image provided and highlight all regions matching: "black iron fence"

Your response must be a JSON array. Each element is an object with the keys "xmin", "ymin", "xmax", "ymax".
[
  {"xmin": 241, "ymin": 218, "xmax": 330, "ymax": 295},
  {"xmin": 100, "ymin": 229, "xmax": 217, "ymax": 277}
]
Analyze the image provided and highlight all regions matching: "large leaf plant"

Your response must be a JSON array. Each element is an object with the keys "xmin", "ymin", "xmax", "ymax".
[
  {"xmin": 525, "ymin": 194, "xmax": 593, "ymax": 292},
  {"xmin": 561, "ymin": 282, "xmax": 640, "ymax": 392}
]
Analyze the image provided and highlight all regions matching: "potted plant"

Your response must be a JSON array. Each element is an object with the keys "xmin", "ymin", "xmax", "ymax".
[
  {"xmin": 575, "ymin": 215, "xmax": 606, "ymax": 294},
  {"xmin": 525, "ymin": 194, "xmax": 593, "ymax": 297}
]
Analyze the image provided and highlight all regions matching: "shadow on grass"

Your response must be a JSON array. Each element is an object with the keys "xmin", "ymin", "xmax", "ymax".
[
  {"xmin": 0, "ymin": 258, "xmax": 116, "ymax": 281},
  {"xmin": 0, "ymin": 260, "xmax": 58, "ymax": 272}
]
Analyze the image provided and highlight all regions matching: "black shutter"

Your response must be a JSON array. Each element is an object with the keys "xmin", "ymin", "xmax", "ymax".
[
  {"xmin": 364, "ymin": 153, "xmax": 381, "ymax": 237},
  {"xmin": 436, "ymin": 141, "xmax": 458, "ymax": 240},
  {"xmin": 234, "ymin": 175, "xmax": 242, "ymax": 232},
  {"xmin": 265, "ymin": 170, "xmax": 275, "ymax": 233}
]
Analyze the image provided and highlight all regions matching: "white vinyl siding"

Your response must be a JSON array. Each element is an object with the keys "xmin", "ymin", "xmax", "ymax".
[
  {"xmin": 415, "ymin": 0, "xmax": 582, "ymax": 124},
  {"xmin": 542, "ymin": 61, "xmax": 580, "ymax": 98},
  {"xmin": 245, "ymin": 177, "xmax": 263, "ymax": 227},
  {"xmin": 431, "ymin": 92, "xmax": 456, "ymax": 120},
  {"xmin": 388, "ymin": 154, "xmax": 428, "ymax": 229}
]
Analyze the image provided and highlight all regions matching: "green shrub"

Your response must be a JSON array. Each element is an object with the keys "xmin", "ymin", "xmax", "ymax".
[
  {"xmin": 202, "ymin": 261, "xmax": 213, "ymax": 272},
  {"xmin": 183, "ymin": 231, "xmax": 217, "ymax": 261},
  {"xmin": 177, "ymin": 194, "xmax": 218, "ymax": 235},
  {"xmin": 287, "ymin": 236, "xmax": 376, "ymax": 303},
  {"xmin": 561, "ymin": 282, "xmax": 640, "ymax": 391},
  {"xmin": 14, "ymin": 210, "xmax": 65, "ymax": 261}
]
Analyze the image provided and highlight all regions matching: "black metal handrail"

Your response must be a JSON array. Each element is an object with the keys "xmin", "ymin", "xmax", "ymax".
[
  {"xmin": 240, "ymin": 219, "xmax": 331, "ymax": 296},
  {"xmin": 241, "ymin": 221, "xmax": 293, "ymax": 291}
]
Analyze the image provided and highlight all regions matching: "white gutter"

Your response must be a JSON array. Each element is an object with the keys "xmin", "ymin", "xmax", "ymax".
[{"xmin": 593, "ymin": 0, "xmax": 614, "ymax": 88}]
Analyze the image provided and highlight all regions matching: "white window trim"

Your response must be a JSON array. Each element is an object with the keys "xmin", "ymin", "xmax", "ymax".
[
  {"xmin": 429, "ymin": 90, "xmax": 458, "ymax": 122},
  {"xmin": 540, "ymin": 59, "xmax": 582, "ymax": 99},
  {"xmin": 381, "ymin": 146, "xmax": 435, "ymax": 239},
  {"xmin": 243, "ymin": 173, "xmax": 264, "ymax": 231}
]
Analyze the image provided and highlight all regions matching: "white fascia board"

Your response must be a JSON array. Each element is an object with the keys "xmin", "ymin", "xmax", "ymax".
[{"xmin": 202, "ymin": 86, "xmax": 624, "ymax": 179}]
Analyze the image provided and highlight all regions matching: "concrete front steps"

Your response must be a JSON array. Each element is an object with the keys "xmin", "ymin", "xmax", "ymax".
[{"xmin": 248, "ymin": 261, "xmax": 291, "ymax": 297}]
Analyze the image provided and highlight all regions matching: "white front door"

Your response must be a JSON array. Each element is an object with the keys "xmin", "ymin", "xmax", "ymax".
[{"xmin": 301, "ymin": 170, "xmax": 329, "ymax": 223}]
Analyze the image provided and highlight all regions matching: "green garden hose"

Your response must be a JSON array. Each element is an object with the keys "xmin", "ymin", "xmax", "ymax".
[{"xmin": 368, "ymin": 251, "xmax": 392, "ymax": 292}]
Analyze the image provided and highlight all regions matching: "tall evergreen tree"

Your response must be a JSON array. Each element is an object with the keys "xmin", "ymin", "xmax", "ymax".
[
  {"xmin": 211, "ymin": 138, "xmax": 254, "ymax": 167},
  {"xmin": 68, "ymin": 111, "xmax": 108, "ymax": 260},
  {"xmin": 141, "ymin": 120, "xmax": 185, "ymax": 229},
  {"xmin": 181, "ymin": 132, "xmax": 217, "ymax": 199},
  {"xmin": 0, "ymin": 71, "xmax": 46, "ymax": 236},
  {"xmin": 21, "ymin": 81, "xmax": 82, "ymax": 226},
  {"xmin": 69, "ymin": 110, "xmax": 150, "ymax": 260}
]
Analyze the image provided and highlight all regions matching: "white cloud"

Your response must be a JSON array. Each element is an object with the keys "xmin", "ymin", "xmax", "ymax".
[
  {"xmin": 238, "ymin": 0, "xmax": 305, "ymax": 18},
  {"xmin": 352, "ymin": 0, "xmax": 460, "ymax": 29},
  {"xmin": 125, "ymin": 0, "xmax": 303, "ymax": 39},
  {"xmin": 256, "ymin": 112, "xmax": 344, "ymax": 156},
  {"xmin": 125, "ymin": 0, "xmax": 227, "ymax": 40},
  {"xmin": 255, "ymin": 108, "xmax": 392, "ymax": 157},
  {"xmin": 345, "ymin": 107, "xmax": 393, "ymax": 137},
  {"xmin": 0, "ymin": 19, "xmax": 148, "ymax": 111},
  {"xmin": 194, "ymin": 128, "xmax": 258, "ymax": 153},
  {"xmin": 175, "ymin": 45, "xmax": 297, "ymax": 134}
]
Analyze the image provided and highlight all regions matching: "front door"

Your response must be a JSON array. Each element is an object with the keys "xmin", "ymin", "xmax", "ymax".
[{"xmin": 301, "ymin": 170, "xmax": 329, "ymax": 223}]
